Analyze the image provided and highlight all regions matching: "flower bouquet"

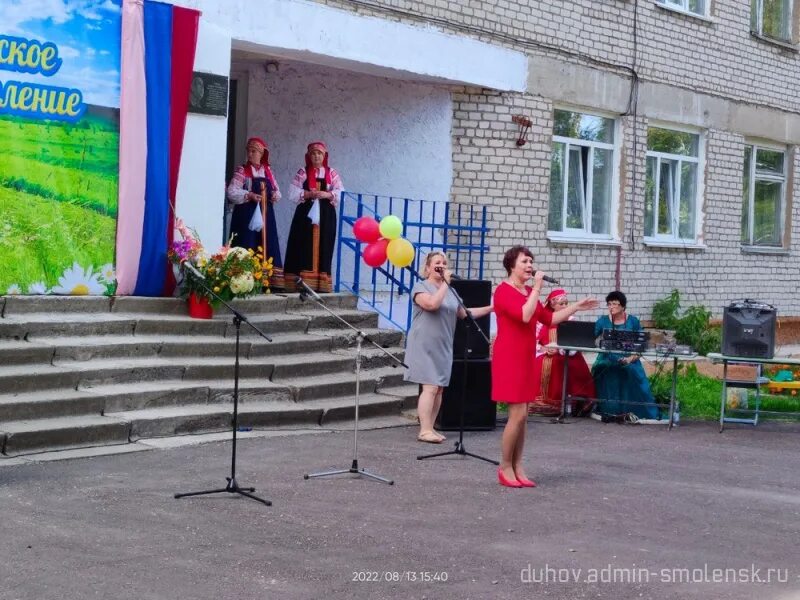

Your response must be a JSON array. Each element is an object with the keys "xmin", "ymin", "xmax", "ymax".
[
  {"xmin": 204, "ymin": 246, "xmax": 273, "ymax": 303},
  {"xmin": 169, "ymin": 220, "xmax": 273, "ymax": 312}
]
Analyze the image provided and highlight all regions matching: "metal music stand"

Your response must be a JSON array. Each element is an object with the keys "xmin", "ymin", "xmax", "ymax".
[
  {"xmin": 417, "ymin": 272, "xmax": 498, "ymax": 466},
  {"xmin": 296, "ymin": 278, "xmax": 407, "ymax": 485},
  {"xmin": 175, "ymin": 264, "xmax": 273, "ymax": 506}
]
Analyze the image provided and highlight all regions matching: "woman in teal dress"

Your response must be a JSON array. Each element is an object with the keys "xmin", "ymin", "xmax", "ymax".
[{"xmin": 592, "ymin": 291, "xmax": 659, "ymax": 420}]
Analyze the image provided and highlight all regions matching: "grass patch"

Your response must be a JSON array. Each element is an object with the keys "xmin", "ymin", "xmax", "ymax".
[
  {"xmin": 0, "ymin": 113, "xmax": 118, "ymax": 292},
  {"xmin": 0, "ymin": 186, "xmax": 115, "ymax": 291},
  {"xmin": 650, "ymin": 363, "xmax": 800, "ymax": 421},
  {"xmin": 0, "ymin": 115, "xmax": 119, "ymax": 217}
]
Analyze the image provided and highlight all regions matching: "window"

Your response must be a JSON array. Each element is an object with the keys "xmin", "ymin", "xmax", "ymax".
[
  {"xmin": 656, "ymin": 0, "xmax": 708, "ymax": 17},
  {"xmin": 751, "ymin": 0, "xmax": 793, "ymax": 42},
  {"xmin": 742, "ymin": 144, "xmax": 786, "ymax": 247},
  {"xmin": 645, "ymin": 127, "xmax": 702, "ymax": 243},
  {"xmin": 548, "ymin": 110, "xmax": 617, "ymax": 238}
]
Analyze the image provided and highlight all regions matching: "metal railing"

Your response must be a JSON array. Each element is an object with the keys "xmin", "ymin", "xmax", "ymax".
[{"xmin": 335, "ymin": 191, "xmax": 489, "ymax": 331}]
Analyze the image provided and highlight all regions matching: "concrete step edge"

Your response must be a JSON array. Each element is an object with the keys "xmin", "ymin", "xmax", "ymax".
[
  {"xmin": 114, "ymin": 393, "xmax": 408, "ymax": 420},
  {"xmin": 1, "ymin": 414, "xmax": 129, "ymax": 433}
]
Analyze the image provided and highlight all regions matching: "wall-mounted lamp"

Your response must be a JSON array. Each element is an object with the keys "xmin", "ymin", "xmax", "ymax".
[{"xmin": 512, "ymin": 115, "xmax": 532, "ymax": 146}]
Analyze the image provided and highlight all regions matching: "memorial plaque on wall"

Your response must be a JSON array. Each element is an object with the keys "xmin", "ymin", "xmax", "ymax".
[{"xmin": 187, "ymin": 72, "xmax": 229, "ymax": 117}]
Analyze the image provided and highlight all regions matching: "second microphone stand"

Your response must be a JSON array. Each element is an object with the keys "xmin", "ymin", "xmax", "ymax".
[
  {"xmin": 297, "ymin": 279, "xmax": 407, "ymax": 485},
  {"xmin": 417, "ymin": 272, "xmax": 498, "ymax": 465},
  {"xmin": 175, "ymin": 264, "xmax": 274, "ymax": 506}
]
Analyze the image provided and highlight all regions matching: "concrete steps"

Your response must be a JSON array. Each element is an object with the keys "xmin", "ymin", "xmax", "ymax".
[
  {"xmin": 0, "ymin": 380, "xmax": 418, "ymax": 455},
  {"xmin": 0, "ymin": 389, "xmax": 107, "ymax": 422},
  {"xmin": 1, "ymin": 415, "xmax": 131, "ymax": 456},
  {"xmin": 0, "ymin": 309, "xmax": 379, "ymax": 339},
  {"xmin": 0, "ymin": 341, "xmax": 56, "ymax": 365},
  {"xmin": 118, "ymin": 390, "xmax": 417, "ymax": 441},
  {"xmin": 0, "ymin": 294, "xmax": 411, "ymax": 456},
  {"xmin": 15, "ymin": 328, "xmax": 402, "ymax": 363}
]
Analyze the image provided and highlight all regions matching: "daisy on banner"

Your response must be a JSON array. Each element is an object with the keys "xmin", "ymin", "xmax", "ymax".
[{"xmin": 50, "ymin": 263, "xmax": 105, "ymax": 296}]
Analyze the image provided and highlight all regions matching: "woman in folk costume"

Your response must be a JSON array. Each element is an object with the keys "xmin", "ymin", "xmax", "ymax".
[
  {"xmin": 226, "ymin": 136, "xmax": 284, "ymax": 289},
  {"xmin": 283, "ymin": 141, "xmax": 344, "ymax": 293},
  {"xmin": 529, "ymin": 289, "xmax": 596, "ymax": 416}
]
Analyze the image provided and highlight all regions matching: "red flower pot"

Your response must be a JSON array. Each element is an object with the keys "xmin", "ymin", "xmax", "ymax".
[{"xmin": 187, "ymin": 292, "xmax": 213, "ymax": 319}]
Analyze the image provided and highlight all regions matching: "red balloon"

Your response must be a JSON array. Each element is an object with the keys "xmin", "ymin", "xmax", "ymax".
[
  {"xmin": 362, "ymin": 238, "xmax": 389, "ymax": 268},
  {"xmin": 352, "ymin": 216, "xmax": 381, "ymax": 243}
]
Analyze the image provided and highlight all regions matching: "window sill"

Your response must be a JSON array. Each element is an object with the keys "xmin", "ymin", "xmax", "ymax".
[
  {"xmin": 547, "ymin": 233, "xmax": 622, "ymax": 247},
  {"xmin": 740, "ymin": 244, "xmax": 790, "ymax": 255},
  {"xmin": 654, "ymin": 2, "xmax": 714, "ymax": 24},
  {"xmin": 749, "ymin": 30, "xmax": 798, "ymax": 52},
  {"xmin": 643, "ymin": 238, "xmax": 706, "ymax": 250}
]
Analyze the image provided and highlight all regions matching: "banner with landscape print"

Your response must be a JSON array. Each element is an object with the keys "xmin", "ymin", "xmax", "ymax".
[{"xmin": 0, "ymin": 1, "xmax": 121, "ymax": 296}]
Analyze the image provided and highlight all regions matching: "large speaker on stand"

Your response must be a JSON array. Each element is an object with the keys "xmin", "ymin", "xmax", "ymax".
[
  {"xmin": 722, "ymin": 299, "xmax": 776, "ymax": 359},
  {"xmin": 433, "ymin": 279, "xmax": 495, "ymax": 430},
  {"xmin": 441, "ymin": 279, "xmax": 494, "ymax": 429},
  {"xmin": 451, "ymin": 279, "xmax": 491, "ymax": 359},
  {"xmin": 437, "ymin": 358, "xmax": 495, "ymax": 430}
]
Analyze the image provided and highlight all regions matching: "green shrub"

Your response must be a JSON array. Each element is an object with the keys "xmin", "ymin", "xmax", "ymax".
[
  {"xmin": 650, "ymin": 289, "xmax": 721, "ymax": 356},
  {"xmin": 693, "ymin": 325, "xmax": 722, "ymax": 356},
  {"xmin": 651, "ymin": 289, "xmax": 681, "ymax": 330}
]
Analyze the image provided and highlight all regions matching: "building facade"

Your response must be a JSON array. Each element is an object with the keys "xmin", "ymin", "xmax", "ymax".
[
  {"xmin": 168, "ymin": 0, "xmax": 800, "ymax": 319},
  {"xmin": 307, "ymin": 0, "xmax": 800, "ymax": 319}
]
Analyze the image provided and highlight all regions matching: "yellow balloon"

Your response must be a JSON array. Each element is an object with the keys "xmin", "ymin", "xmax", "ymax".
[
  {"xmin": 386, "ymin": 238, "xmax": 415, "ymax": 268},
  {"xmin": 379, "ymin": 215, "xmax": 403, "ymax": 240}
]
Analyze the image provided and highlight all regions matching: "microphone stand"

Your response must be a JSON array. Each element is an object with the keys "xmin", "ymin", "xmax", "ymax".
[
  {"xmin": 175, "ymin": 266, "xmax": 273, "ymax": 506},
  {"xmin": 297, "ymin": 279, "xmax": 407, "ymax": 485},
  {"xmin": 417, "ymin": 270, "xmax": 498, "ymax": 466}
]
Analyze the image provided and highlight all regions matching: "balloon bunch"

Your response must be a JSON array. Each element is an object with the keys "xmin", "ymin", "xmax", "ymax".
[{"xmin": 352, "ymin": 215, "xmax": 415, "ymax": 268}]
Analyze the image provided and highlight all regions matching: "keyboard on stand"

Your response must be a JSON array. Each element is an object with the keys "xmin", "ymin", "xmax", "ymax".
[{"xmin": 599, "ymin": 329, "xmax": 650, "ymax": 353}]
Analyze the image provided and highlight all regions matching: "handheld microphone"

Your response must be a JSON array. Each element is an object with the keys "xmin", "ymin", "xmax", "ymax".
[
  {"xmin": 181, "ymin": 260, "xmax": 205, "ymax": 281},
  {"xmin": 534, "ymin": 271, "xmax": 559, "ymax": 285},
  {"xmin": 434, "ymin": 267, "xmax": 462, "ymax": 280},
  {"xmin": 295, "ymin": 277, "xmax": 325, "ymax": 303}
]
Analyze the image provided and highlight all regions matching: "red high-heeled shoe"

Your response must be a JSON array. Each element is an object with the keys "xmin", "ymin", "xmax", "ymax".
[
  {"xmin": 497, "ymin": 468, "xmax": 523, "ymax": 488},
  {"xmin": 515, "ymin": 475, "xmax": 537, "ymax": 488}
]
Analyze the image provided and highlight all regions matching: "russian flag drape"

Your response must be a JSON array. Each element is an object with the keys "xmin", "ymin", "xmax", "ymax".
[{"xmin": 116, "ymin": 0, "xmax": 200, "ymax": 296}]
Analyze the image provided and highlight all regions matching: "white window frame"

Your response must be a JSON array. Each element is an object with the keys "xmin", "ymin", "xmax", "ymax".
[
  {"xmin": 644, "ymin": 124, "xmax": 705, "ymax": 246},
  {"xmin": 548, "ymin": 109, "xmax": 620, "ymax": 243},
  {"xmin": 742, "ymin": 142, "xmax": 787, "ymax": 248},
  {"xmin": 751, "ymin": 0, "xmax": 794, "ymax": 42},
  {"xmin": 656, "ymin": 0, "xmax": 709, "ymax": 18}
]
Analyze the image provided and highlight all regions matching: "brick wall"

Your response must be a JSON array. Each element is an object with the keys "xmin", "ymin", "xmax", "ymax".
[
  {"xmin": 315, "ymin": 0, "xmax": 800, "ymax": 114},
  {"xmin": 311, "ymin": 0, "xmax": 800, "ymax": 318},
  {"xmin": 449, "ymin": 97, "xmax": 800, "ymax": 317}
]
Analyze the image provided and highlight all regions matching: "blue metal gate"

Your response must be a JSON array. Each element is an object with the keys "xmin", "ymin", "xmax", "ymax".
[{"xmin": 335, "ymin": 191, "xmax": 489, "ymax": 331}]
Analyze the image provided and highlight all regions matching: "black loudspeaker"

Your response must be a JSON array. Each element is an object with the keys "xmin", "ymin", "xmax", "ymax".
[
  {"xmin": 437, "ymin": 359, "xmax": 495, "ymax": 430},
  {"xmin": 722, "ymin": 300, "xmax": 777, "ymax": 359},
  {"xmin": 451, "ymin": 279, "xmax": 491, "ymax": 359}
]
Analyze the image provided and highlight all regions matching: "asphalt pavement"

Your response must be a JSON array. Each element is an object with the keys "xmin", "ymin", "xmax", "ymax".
[{"xmin": 1, "ymin": 418, "xmax": 799, "ymax": 600}]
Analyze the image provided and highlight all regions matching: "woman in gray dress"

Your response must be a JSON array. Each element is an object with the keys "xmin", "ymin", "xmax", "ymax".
[{"xmin": 404, "ymin": 251, "xmax": 493, "ymax": 443}]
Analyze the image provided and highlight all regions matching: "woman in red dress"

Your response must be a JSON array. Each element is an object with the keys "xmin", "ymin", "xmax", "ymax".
[
  {"xmin": 529, "ymin": 289, "xmax": 596, "ymax": 416},
  {"xmin": 492, "ymin": 246, "xmax": 597, "ymax": 488}
]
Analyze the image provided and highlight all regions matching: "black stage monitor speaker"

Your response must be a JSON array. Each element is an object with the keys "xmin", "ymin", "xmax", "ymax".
[
  {"xmin": 451, "ymin": 279, "xmax": 491, "ymax": 359},
  {"xmin": 722, "ymin": 300, "xmax": 776, "ymax": 359},
  {"xmin": 437, "ymin": 358, "xmax": 495, "ymax": 431}
]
